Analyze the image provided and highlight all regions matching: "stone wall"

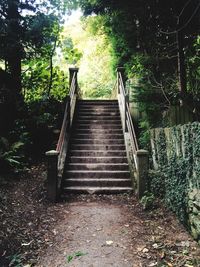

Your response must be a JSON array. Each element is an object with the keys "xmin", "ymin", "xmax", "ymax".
[{"xmin": 150, "ymin": 122, "xmax": 200, "ymax": 243}]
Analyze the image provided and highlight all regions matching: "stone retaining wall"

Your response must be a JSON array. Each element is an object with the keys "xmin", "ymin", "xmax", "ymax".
[{"xmin": 150, "ymin": 122, "xmax": 200, "ymax": 243}]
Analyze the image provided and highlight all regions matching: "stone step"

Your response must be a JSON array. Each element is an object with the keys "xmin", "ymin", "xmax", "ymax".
[
  {"xmin": 63, "ymin": 178, "xmax": 132, "ymax": 187},
  {"xmin": 62, "ymin": 186, "xmax": 133, "ymax": 194},
  {"xmin": 73, "ymin": 134, "xmax": 124, "ymax": 139},
  {"xmin": 78, "ymin": 108, "xmax": 119, "ymax": 113},
  {"xmin": 59, "ymin": 99, "xmax": 133, "ymax": 196},
  {"xmin": 78, "ymin": 100, "xmax": 118, "ymax": 105},
  {"xmin": 76, "ymin": 124, "xmax": 122, "ymax": 129},
  {"xmin": 71, "ymin": 139, "xmax": 125, "ymax": 145},
  {"xmin": 67, "ymin": 163, "xmax": 129, "ymax": 171},
  {"xmin": 78, "ymin": 111, "xmax": 120, "ymax": 116},
  {"xmin": 69, "ymin": 156, "xmax": 128, "ymax": 164},
  {"xmin": 76, "ymin": 120, "xmax": 121, "ymax": 125},
  {"xmin": 78, "ymin": 115, "xmax": 120, "ymax": 120},
  {"xmin": 64, "ymin": 170, "xmax": 130, "ymax": 178},
  {"xmin": 71, "ymin": 144, "xmax": 126, "ymax": 150},
  {"xmin": 70, "ymin": 150, "xmax": 127, "ymax": 157},
  {"xmin": 73, "ymin": 129, "xmax": 123, "ymax": 134}
]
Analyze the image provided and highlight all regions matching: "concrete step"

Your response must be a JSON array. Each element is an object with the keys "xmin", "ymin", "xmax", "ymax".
[
  {"xmin": 71, "ymin": 144, "xmax": 126, "ymax": 150},
  {"xmin": 72, "ymin": 129, "xmax": 123, "ymax": 134},
  {"xmin": 70, "ymin": 150, "xmax": 127, "ymax": 157},
  {"xmin": 78, "ymin": 115, "xmax": 120, "ymax": 120},
  {"xmin": 78, "ymin": 108, "xmax": 119, "ymax": 113},
  {"xmin": 59, "ymin": 99, "xmax": 133, "ymax": 196},
  {"xmin": 73, "ymin": 134, "xmax": 124, "ymax": 140},
  {"xmin": 63, "ymin": 178, "xmax": 132, "ymax": 187},
  {"xmin": 75, "ymin": 124, "xmax": 122, "ymax": 129},
  {"xmin": 76, "ymin": 120, "xmax": 121, "ymax": 124},
  {"xmin": 67, "ymin": 163, "xmax": 129, "ymax": 171},
  {"xmin": 69, "ymin": 156, "xmax": 127, "ymax": 163},
  {"xmin": 64, "ymin": 170, "xmax": 130, "ymax": 178},
  {"xmin": 69, "ymin": 156, "xmax": 128, "ymax": 164},
  {"xmin": 71, "ymin": 139, "xmax": 125, "ymax": 145},
  {"xmin": 78, "ymin": 100, "xmax": 118, "ymax": 105},
  {"xmin": 78, "ymin": 111, "xmax": 120, "ymax": 116},
  {"xmin": 62, "ymin": 186, "xmax": 133, "ymax": 194}
]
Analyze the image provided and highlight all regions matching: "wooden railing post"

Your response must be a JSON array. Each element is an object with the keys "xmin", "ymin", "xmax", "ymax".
[
  {"xmin": 45, "ymin": 150, "xmax": 59, "ymax": 202},
  {"xmin": 117, "ymin": 67, "xmax": 128, "ymax": 132},
  {"xmin": 117, "ymin": 67, "xmax": 126, "ymax": 84},
  {"xmin": 69, "ymin": 67, "xmax": 79, "ymax": 93},
  {"xmin": 136, "ymin": 149, "xmax": 149, "ymax": 198}
]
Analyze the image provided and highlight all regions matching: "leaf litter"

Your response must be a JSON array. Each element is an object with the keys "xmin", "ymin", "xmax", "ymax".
[{"xmin": 0, "ymin": 163, "xmax": 200, "ymax": 267}]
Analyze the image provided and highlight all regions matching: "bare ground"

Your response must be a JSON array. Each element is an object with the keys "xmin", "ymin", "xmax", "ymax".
[{"xmin": 0, "ymin": 163, "xmax": 200, "ymax": 267}]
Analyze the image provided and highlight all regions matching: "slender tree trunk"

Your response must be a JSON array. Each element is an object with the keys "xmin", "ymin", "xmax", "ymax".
[
  {"xmin": 176, "ymin": 32, "xmax": 187, "ymax": 95},
  {"xmin": 47, "ymin": 37, "xmax": 58, "ymax": 97},
  {"xmin": 7, "ymin": 0, "xmax": 22, "ymax": 102}
]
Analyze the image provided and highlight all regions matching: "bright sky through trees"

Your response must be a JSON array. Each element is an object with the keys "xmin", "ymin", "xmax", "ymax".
[{"xmin": 59, "ymin": 10, "xmax": 114, "ymax": 99}]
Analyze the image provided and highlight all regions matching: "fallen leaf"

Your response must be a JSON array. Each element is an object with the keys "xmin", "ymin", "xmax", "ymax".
[
  {"xmin": 21, "ymin": 240, "xmax": 33, "ymax": 246},
  {"xmin": 148, "ymin": 262, "xmax": 157, "ymax": 267},
  {"xmin": 106, "ymin": 240, "xmax": 114, "ymax": 245},
  {"xmin": 152, "ymin": 243, "xmax": 159, "ymax": 249},
  {"xmin": 166, "ymin": 262, "xmax": 173, "ymax": 267},
  {"xmin": 160, "ymin": 251, "xmax": 165, "ymax": 259},
  {"xmin": 142, "ymin": 248, "xmax": 149, "ymax": 253}
]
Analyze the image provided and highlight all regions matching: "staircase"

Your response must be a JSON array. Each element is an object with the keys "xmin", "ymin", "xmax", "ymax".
[{"xmin": 61, "ymin": 100, "xmax": 133, "ymax": 194}]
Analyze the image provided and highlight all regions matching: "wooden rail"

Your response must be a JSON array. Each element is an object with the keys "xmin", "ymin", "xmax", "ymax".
[
  {"xmin": 116, "ymin": 67, "xmax": 148, "ymax": 198},
  {"xmin": 46, "ymin": 68, "xmax": 79, "ymax": 202}
]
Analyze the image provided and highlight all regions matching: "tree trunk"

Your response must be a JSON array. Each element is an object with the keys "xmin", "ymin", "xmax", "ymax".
[
  {"xmin": 47, "ymin": 36, "xmax": 58, "ymax": 97},
  {"xmin": 7, "ymin": 0, "xmax": 22, "ymax": 102},
  {"xmin": 176, "ymin": 31, "xmax": 187, "ymax": 95}
]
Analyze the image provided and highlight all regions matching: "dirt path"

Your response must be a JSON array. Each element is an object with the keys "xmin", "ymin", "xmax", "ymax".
[
  {"xmin": 36, "ymin": 195, "xmax": 200, "ymax": 267},
  {"xmin": 37, "ymin": 201, "xmax": 141, "ymax": 267},
  {"xmin": 1, "ymin": 164, "xmax": 200, "ymax": 267}
]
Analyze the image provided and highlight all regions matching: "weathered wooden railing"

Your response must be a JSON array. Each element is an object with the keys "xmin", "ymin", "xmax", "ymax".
[
  {"xmin": 45, "ymin": 68, "xmax": 79, "ymax": 201},
  {"xmin": 116, "ymin": 67, "xmax": 149, "ymax": 198}
]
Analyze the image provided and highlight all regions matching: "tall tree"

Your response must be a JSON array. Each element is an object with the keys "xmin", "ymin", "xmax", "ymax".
[{"xmin": 0, "ymin": 0, "xmax": 65, "ymax": 106}]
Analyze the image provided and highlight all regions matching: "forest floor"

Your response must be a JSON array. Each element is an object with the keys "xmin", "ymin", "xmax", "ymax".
[{"xmin": 0, "ymin": 162, "xmax": 200, "ymax": 267}]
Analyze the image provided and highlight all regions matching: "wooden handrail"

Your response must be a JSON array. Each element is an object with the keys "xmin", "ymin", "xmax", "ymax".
[
  {"xmin": 46, "ymin": 68, "xmax": 79, "ymax": 201},
  {"xmin": 116, "ymin": 67, "xmax": 148, "ymax": 198},
  {"xmin": 56, "ymin": 72, "xmax": 77, "ymax": 153},
  {"xmin": 117, "ymin": 69, "xmax": 139, "ymax": 167}
]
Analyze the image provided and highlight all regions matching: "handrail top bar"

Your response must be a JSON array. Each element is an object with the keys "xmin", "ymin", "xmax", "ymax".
[
  {"xmin": 116, "ymin": 67, "xmax": 125, "ymax": 71},
  {"xmin": 69, "ymin": 67, "xmax": 79, "ymax": 72},
  {"xmin": 118, "ymin": 73, "xmax": 126, "ymax": 95},
  {"xmin": 46, "ymin": 150, "xmax": 59, "ymax": 156}
]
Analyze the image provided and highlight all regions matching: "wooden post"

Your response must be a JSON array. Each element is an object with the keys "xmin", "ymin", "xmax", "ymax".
[
  {"xmin": 117, "ymin": 67, "xmax": 126, "ymax": 84},
  {"xmin": 69, "ymin": 67, "xmax": 79, "ymax": 92},
  {"xmin": 117, "ymin": 67, "xmax": 127, "ymax": 132},
  {"xmin": 136, "ymin": 149, "xmax": 149, "ymax": 198},
  {"xmin": 45, "ymin": 150, "xmax": 59, "ymax": 202}
]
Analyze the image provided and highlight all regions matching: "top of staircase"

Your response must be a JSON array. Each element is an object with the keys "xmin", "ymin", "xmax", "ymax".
[{"xmin": 78, "ymin": 100, "xmax": 118, "ymax": 105}]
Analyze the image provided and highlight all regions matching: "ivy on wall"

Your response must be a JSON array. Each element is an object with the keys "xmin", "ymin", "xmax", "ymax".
[{"xmin": 150, "ymin": 122, "xmax": 200, "ymax": 242}]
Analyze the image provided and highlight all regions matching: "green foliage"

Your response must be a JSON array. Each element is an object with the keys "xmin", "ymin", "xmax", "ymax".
[
  {"xmin": 61, "ymin": 36, "xmax": 83, "ymax": 65},
  {"xmin": 0, "ymin": 139, "xmax": 25, "ymax": 173},
  {"xmin": 187, "ymin": 36, "xmax": 200, "ymax": 97},
  {"xmin": 61, "ymin": 14, "xmax": 115, "ymax": 99},
  {"xmin": 8, "ymin": 253, "xmax": 23, "ymax": 267},
  {"xmin": 149, "ymin": 170, "xmax": 165, "ymax": 198},
  {"xmin": 23, "ymin": 59, "xmax": 67, "ymax": 102},
  {"xmin": 25, "ymin": 98, "xmax": 63, "ymax": 154},
  {"xmin": 66, "ymin": 251, "xmax": 88, "ymax": 263},
  {"xmin": 0, "ymin": 119, "xmax": 32, "ymax": 173},
  {"xmin": 77, "ymin": 0, "xmax": 199, "ymax": 134},
  {"xmin": 150, "ymin": 123, "xmax": 200, "ymax": 226},
  {"xmin": 140, "ymin": 191, "xmax": 155, "ymax": 210}
]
